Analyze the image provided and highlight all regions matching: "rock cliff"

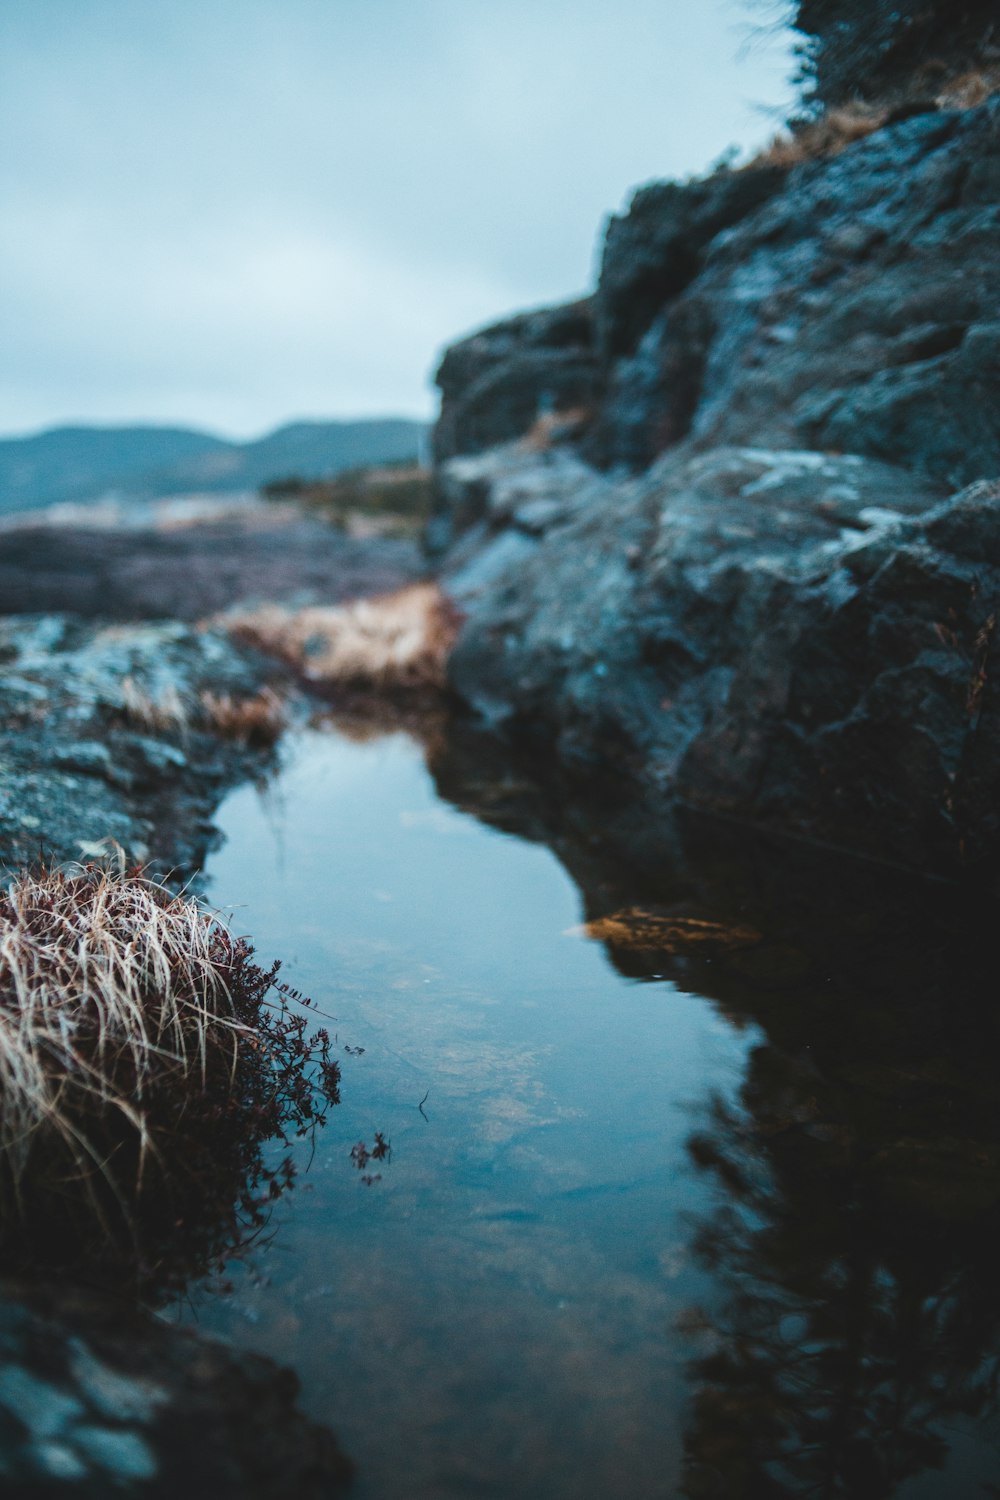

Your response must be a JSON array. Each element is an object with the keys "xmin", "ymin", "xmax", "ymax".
[{"xmin": 430, "ymin": 20, "xmax": 1000, "ymax": 879}]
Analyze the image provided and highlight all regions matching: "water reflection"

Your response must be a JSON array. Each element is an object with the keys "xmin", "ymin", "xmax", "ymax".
[
  {"xmin": 424, "ymin": 711, "xmax": 1000, "ymax": 1496},
  {"xmin": 681, "ymin": 1052, "xmax": 1000, "ymax": 1499},
  {"xmin": 181, "ymin": 706, "xmax": 1000, "ymax": 1498}
]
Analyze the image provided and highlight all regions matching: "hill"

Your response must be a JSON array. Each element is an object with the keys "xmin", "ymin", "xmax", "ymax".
[{"xmin": 0, "ymin": 418, "xmax": 427, "ymax": 515}]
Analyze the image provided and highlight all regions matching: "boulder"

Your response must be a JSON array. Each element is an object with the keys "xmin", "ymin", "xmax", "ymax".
[
  {"xmin": 445, "ymin": 445, "xmax": 1000, "ymax": 875},
  {"xmin": 432, "ymin": 299, "xmax": 599, "ymax": 463},
  {"xmin": 594, "ymin": 101, "xmax": 1000, "ymax": 481},
  {"xmin": 431, "ymin": 89, "xmax": 1000, "ymax": 876}
]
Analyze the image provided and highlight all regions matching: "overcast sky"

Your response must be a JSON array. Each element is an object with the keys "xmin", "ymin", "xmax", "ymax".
[{"xmin": 0, "ymin": 1, "xmax": 794, "ymax": 439}]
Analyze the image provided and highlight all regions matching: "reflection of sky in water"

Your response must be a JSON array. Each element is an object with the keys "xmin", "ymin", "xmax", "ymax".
[
  {"xmin": 177, "ymin": 729, "xmax": 758, "ymax": 1499},
  {"xmin": 172, "ymin": 727, "xmax": 1000, "ymax": 1499}
]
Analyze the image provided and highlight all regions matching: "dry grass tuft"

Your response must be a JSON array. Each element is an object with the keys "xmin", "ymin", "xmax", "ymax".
[
  {"xmin": 746, "ymin": 103, "xmax": 889, "ymax": 170},
  {"xmin": 746, "ymin": 70, "xmax": 1000, "ymax": 173},
  {"xmin": 0, "ymin": 864, "xmax": 238, "ymax": 1191},
  {"xmin": 935, "ymin": 66, "xmax": 1000, "ymax": 109},
  {"xmin": 199, "ymin": 686, "xmax": 288, "ymax": 747},
  {"xmin": 220, "ymin": 583, "xmax": 459, "ymax": 695},
  {"xmin": 120, "ymin": 675, "xmax": 193, "ymax": 737},
  {"xmin": 0, "ymin": 863, "xmax": 339, "ymax": 1286}
]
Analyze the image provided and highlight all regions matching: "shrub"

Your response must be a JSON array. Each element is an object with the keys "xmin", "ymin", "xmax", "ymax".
[{"xmin": 0, "ymin": 862, "xmax": 340, "ymax": 1290}]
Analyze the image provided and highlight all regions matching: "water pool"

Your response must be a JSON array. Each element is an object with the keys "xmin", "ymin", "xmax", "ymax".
[{"xmin": 172, "ymin": 722, "xmax": 1000, "ymax": 1499}]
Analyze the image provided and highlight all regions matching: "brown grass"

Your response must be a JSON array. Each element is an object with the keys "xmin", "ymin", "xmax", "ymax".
[
  {"xmin": 0, "ymin": 866, "xmax": 248, "ymax": 1223},
  {"xmin": 120, "ymin": 675, "xmax": 288, "ymax": 749},
  {"xmin": 519, "ymin": 406, "xmax": 593, "ymax": 453},
  {"xmin": 199, "ymin": 686, "xmax": 288, "ymax": 747},
  {"xmin": 746, "ymin": 103, "xmax": 890, "ymax": 170},
  {"xmin": 746, "ymin": 69, "xmax": 1000, "ymax": 172},
  {"xmin": 576, "ymin": 909, "xmax": 761, "ymax": 953},
  {"xmin": 0, "ymin": 863, "xmax": 340, "ymax": 1285},
  {"xmin": 219, "ymin": 583, "xmax": 459, "ymax": 695},
  {"xmin": 120, "ymin": 675, "xmax": 192, "ymax": 737},
  {"xmin": 935, "ymin": 66, "xmax": 1000, "ymax": 109}
]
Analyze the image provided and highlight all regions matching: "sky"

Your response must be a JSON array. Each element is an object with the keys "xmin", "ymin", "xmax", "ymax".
[{"xmin": 0, "ymin": 1, "xmax": 795, "ymax": 440}]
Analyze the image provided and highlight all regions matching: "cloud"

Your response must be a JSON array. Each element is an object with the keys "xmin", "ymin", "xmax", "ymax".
[{"xmin": 0, "ymin": 0, "xmax": 793, "ymax": 436}]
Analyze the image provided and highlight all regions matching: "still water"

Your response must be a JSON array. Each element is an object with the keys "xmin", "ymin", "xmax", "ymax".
[{"xmin": 174, "ymin": 722, "xmax": 1000, "ymax": 1499}]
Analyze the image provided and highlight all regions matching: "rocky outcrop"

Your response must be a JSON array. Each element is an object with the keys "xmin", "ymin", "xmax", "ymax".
[
  {"xmin": 434, "ymin": 99, "xmax": 1000, "ymax": 481},
  {"xmin": 432, "ymin": 298, "xmax": 599, "ymax": 465},
  {"xmin": 595, "ymin": 100, "xmax": 1000, "ymax": 477},
  {"xmin": 431, "ymin": 80, "xmax": 1000, "ymax": 879},
  {"xmin": 444, "ymin": 446, "xmax": 1000, "ymax": 874},
  {"xmin": 0, "ymin": 615, "xmax": 278, "ymax": 878}
]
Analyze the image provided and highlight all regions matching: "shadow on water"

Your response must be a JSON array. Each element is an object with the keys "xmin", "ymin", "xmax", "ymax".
[
  {"xmin": 425, "ymin": 713, "xmax": 1000, "ymax": 1498},
  {"xmin": 159, "ymin": 702, "xmax": 1000, "ymax": 1499}
]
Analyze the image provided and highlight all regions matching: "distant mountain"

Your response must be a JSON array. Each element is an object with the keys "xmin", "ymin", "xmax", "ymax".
[{"xmin": 0, "ymin": 418, "xmax": 428, "ymax": 515}]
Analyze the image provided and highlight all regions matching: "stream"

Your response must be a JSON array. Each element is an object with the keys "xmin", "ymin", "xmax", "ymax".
[{"xmin": 171, "ymin": 720, "xmax": 1000, "ymax": 1499}]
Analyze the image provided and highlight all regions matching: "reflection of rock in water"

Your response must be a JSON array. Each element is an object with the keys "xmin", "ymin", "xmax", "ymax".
[
  {"xmin": 0, "ymin": 1279, "xmax": 353, "ymax": 1497},
  {"xmin": 420, "ymin": 710, "xmax": 1000, "ymax": 1495},
  {"xmin": 680, "ymin": 1073, "xmax": 1000, "ymax": 1495},
  {"xmin": 678, "ymin": 992, "xmax": 1000, "ymax": 1496}
]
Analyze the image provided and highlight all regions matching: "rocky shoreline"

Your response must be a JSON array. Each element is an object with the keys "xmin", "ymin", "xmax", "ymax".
[
  {"xmin": 0, "ymin": 512, "xmax": 425, "ymax": 883},
  {"xmin": 1, "ymin": 5, "xmax": 998, "ymax": 1489},
  {"xmin": 431, "ymin": 89, "xmax": 1000, "ymax": 882},
  {"xmin": 0, "ymin": 529, "xmax": 425, "ymax": 1494}
]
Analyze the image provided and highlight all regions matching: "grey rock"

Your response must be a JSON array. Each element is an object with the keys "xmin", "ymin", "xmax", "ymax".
[
  {"xmin": 432, "ymin": 443, "xmax": 614, "ymax": 558},
  {"xmin": 432, "ymin": 299, "xmax": 599, "ymax": 463},
  {"xmin": 0, "ymin": 1280, "xmax": 351, "ymax": 1497},
  {"xmin": 0, "ymin": 616, "xmax": 277, "ymax": 879},
  {"xmin": 434, "ymin": 99, "xmax": 1000, "ymax": 488},
  {"xmin": 444, "ymin": 446, "xmax": 1000, "ymax": 874},
  {"xmin": 595, "ymin": 165, "xmax": 788, "ymax": 361},
  {"xmin": 600, "ymin": 102, "xmax": 1000, "ymax": 483},
  {"xmin": 430, "ymin": 90, "xmax": 1000, "ymax": 875}
]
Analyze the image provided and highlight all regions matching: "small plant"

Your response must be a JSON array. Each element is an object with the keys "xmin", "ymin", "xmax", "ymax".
[
  {"xmin": 119, "ymin": 675, "xmax": 192, "ymax": 737},
  {"xmin": 0, "ymin": 862, "xmax": 341, "ymax": 1290},
  {"xmin": 199, "ymin": 686, "xmax": 288, "ymax": 747},
  {"xmin": 350, "ymin": 1131, "xmax": 390, "ymax": 1186}
]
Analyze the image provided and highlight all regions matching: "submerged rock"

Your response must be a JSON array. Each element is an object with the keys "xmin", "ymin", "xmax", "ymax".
[{"xmin": 0, "ymin": 1281, "xmax": 351, "ymax": 1497}]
